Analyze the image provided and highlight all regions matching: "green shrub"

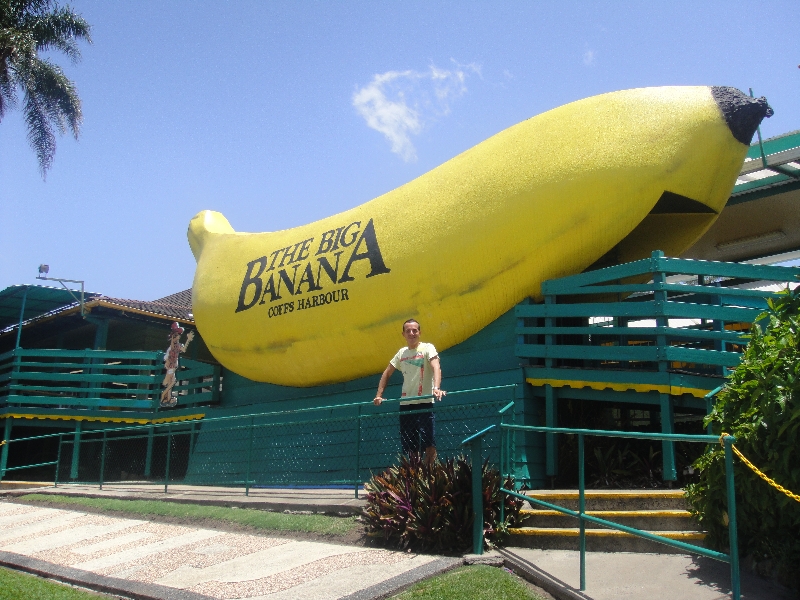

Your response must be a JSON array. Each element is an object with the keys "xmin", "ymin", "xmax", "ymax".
[
  {"xmin": 363, "ymin": 453, "xmax": 523, "ymax": 552},
  {"xmin": 685, "ymin": 286, "xmax": 800, "ymax": 589}
]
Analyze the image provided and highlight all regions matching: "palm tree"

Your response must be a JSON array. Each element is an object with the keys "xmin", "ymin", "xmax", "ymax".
[{"xmin": 0, "ymin": 0, "xmax": 91, "ymax": 177}]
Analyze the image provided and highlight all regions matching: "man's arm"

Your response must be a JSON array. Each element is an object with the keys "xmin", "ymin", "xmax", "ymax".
[
  {"xmin": 373, "ymin": 364, "xmax": 396, "ymax": 405},
  {"xmin": 430, "ymin": 356, "xmax": 446, "ymax": 401}
]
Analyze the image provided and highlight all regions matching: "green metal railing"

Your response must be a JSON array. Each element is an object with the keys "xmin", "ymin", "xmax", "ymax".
[
  {"xmin": 2, "ymin": 384, "xmax": 517, "ymax": 493},
  {"xmin": 0, "ymin": 348, "xmax": 219, "ymax": 413},
  {"xmin": 464, "ymin": 422, "xmax": 742, "ymax": 600}
]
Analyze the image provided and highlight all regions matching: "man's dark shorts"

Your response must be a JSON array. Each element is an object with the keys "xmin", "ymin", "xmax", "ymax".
[{"xmin": 399, "ymin": 402, "xmax": 435, "ymax": 455}]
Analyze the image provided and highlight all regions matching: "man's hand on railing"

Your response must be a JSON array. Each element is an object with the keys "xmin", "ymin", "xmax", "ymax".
[
  {"xmin": 373, "ymin": 396, "xmax": 384, "ymax": 406},
  {"xmin": 433, "ymin": 388, "xmax": 446, "ymax": 401}
]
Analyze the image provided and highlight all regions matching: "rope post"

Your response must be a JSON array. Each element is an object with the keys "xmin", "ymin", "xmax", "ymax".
[
  {"xmin": 578, "ymin": 432, "xmax": 586, "ymax": 591},
  {"xmin": 0, "ymin": 418, "xmax": 12, "ymax": 481},
  {"xmin": 471, "ymin": 437, "xmax": 484, "ymax": 556},
  {"xmin": 723, "ymin": 436, "xmax": 741, "ymax": 600},
  {"xmin": 144, "ymin": 426, "xmax": 154, "ymax": 478}
]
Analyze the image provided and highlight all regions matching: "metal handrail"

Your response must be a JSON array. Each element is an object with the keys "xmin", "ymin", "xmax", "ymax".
[{"xmin": 462, "ymin": 421, "xmax": 742, "ymax": 600}]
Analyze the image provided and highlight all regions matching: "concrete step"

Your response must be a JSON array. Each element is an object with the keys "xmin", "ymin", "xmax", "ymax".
[
  {"xmin": 506, "ymin": 489, "xmax": 705, "ymax": 553},
  {"xmin": 518, "ymin": 508, "xmax": 697, "ymax": 531},
  {"xmin": 523, "ymin": 490, "xmax": 688, "ymax": 511},
  {"xmin": 507, "ymin": 526, "xmax": 707, "ymax": 554}
]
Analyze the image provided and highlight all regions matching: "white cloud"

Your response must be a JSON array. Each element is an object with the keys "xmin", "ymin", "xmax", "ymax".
[
  {"xmin": 583, "ymin": 49, "xmax": 596, "ymax": 66},
  {"xmin": 353, "ymin": 61, "xmax": 479, "ymax": 162}
]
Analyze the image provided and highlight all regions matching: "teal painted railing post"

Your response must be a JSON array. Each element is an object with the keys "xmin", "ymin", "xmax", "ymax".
[
  {"xmin": 164, "ymin": 424, "xmax": 172, "ymax": 493},
  {"xmin": 245, "ymin": 416, "xmax": 254, "ymax": 496},
  {"xmin": 354, "ymin": 405, "xmax": 362, "ymax": 499},
  {"xmin": 652, "ymin": 252, "xmax": 676, "ymax": 481},
  {"xmin": 578, "ymin": 433, "xmax": 586, "ymax": 591},
  {"xmin": 544, "ymin": 295, "xmax": 558, "ymax": 477},
  {"xmin": 0, "ymin": 418, "xmax": 12, "ymax": 481},
  {"xmin": 99, "ymin": 432, "xmax": 107, "ymax": 490},
  {"xmin": 471, "ymin": 437, "xmax": 484, "ymax": 556},
  {"xmin": 723, "ymin": 436, "xmax": 741, "ymax": 600},
  {"xmin": 70, "ymin": 420, "xmax": 82, "ymax": 480},
  {"xmin": 144, "ymin": 426, "xmax": 154, "ymax": 477},
  {"xmin": 54, "ymin": 436, "xmax": 62, "ymax": 487}
]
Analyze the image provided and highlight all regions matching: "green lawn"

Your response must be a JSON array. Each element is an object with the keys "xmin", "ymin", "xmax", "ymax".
[
  {"xmin": 17, "ymin": 494, "xmax": 358, "ymax": 536},
  {"xmin": 393, "ymin": 565, "xmax": 546, "ymax": 600},
  {"xmin": 0, "ymin": 567, "xmax": 108, "ymax": 599}
]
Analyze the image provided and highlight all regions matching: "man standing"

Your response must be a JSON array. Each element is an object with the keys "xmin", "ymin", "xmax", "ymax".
[{"xmin": 374, "ymin": 319, "xmax": 446, "ymax": 464}]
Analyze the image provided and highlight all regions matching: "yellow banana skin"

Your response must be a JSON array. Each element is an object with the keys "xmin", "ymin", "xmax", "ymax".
[{"xmin": 190, "ymin": 86, "xmax": 752, "ymax": 387}]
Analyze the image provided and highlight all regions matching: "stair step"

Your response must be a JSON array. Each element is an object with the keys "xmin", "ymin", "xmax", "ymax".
[
  {"xmin": 508, "ymin": 527, "xmax": 705, "ymax": 540},
  {"xmin": 520, "ymin": 490, "xmax": 689, "ymax": 511},
  {"xmin": 520, "ymin": 509, "xmax": 691, "ymax": 518}
]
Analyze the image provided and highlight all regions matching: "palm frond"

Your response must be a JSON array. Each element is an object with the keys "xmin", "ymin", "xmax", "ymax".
[
  {"xmin": 26, "ymin": 5, "xmax": 92, "ymax": 61},
  {"xmin": 23, "ymin": 87, "xmax": 55, "ymax": 176}
]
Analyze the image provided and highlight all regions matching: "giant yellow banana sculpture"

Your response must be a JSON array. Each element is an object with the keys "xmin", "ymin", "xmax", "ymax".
[{"xmin": 189, "ymin": 86, "xmax": 771, "ymax": 386}]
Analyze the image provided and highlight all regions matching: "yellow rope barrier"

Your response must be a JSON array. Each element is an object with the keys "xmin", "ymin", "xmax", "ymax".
[
  {"xmin": 0, "ymin": 440, "xmax": 5, "ymax": 446},
  {"xmin": 721, "ymin": 433, "xmax": 800, "ymax": 504}
]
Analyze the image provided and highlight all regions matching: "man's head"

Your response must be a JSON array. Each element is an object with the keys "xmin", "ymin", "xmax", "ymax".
[{"xmin": 402, "ymin": 319, "xmax": 421, "ymax": 348}]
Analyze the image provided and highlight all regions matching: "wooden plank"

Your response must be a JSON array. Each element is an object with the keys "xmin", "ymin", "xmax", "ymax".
[
  {"xmin": 13, "ymin": 372, "xmax": 156, "ymax": 384},
  {"xmin": 4, "ymin": 394, "xmax": 153, "ymax": 408},
  {"xmin": 515, "ymin": 301, "xmax": 760, "ymax": 322},
  {"xmin": 515, "ymin": 325, "xmax": 747, "ymax": 343}
]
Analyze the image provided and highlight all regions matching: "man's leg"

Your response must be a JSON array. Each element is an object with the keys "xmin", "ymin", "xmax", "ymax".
[
  {"xmin": 420, "ymin": 408, "xmax": 436, "ymax": 465},
  {"xmin": 399, "ymin": 407, "xmax": 416, "ymax": 457}
]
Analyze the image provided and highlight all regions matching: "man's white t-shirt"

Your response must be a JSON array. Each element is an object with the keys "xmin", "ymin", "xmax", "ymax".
[{"xmin": 390, "ymin": 342, "xmax": 438, "ymax": 405}]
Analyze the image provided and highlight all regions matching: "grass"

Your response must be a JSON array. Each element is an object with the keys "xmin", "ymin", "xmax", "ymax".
[
  {"xmin": 0, "ymin": 566, "xmax": 108, "ymax": 599},
  {"xmin": 393, "ymin": 565, "xmax": 546, "ymax": 600},
  {"xmin": 17, "ymin": 493, "xmax": 358, "ymax": 536}
]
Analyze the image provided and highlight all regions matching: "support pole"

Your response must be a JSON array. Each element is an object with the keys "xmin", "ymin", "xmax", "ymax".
[
  {"xmin": 14, "ymin": 287, "xmax": 28, "ymax": 349},
  {"xmin": 471, "ymin": 438, "xmax": 484, "ymax": 555},
  {"xmin": 724, "ymin": 437, "xmax": 741, "ymax": 600},
  {"xmin": 99, "ymin": 432, "xmax": 107, "ymax": 490},
  {"xmin": 578, "ymin": 433, "xmax": 586, "ymax": 591},
  {"xmin": 0, "ymin": 418, "xmax": 12, "ymax": 481},
  {"xmin": 659, "ymin": 393, "xmax": 676, "ymax": 480},
  {"xmin": 164, "ymin": 424, "xmax": 172, "ymax": 494},
  {"xmin": 652, "ymin": 253, "xmax": 676, "ymax": 481},
  {"xmin": 55, "ymin": 435, "xmax": 62, "ymax": 487},
  {"xmin": 245, "ymin": 416, "xmax": 254, "ymax": 496},
  {"xmin": 354, "ymin": 406, "xmax": 362, "ymax": 499},
  {"xmin": 544, "ymin": 295, "xmax": 557, "ymax": 477},
  {"xmin": 144, "ymin": 426, "xmax": 154, "ymax": 477},
  {"xmin": 70, "ymin": 421, "xmax": 82, "ymax": 480}
]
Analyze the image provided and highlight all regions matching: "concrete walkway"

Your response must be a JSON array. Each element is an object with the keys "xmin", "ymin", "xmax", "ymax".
[
  {"xmin": 0, "ymin": 500, "xmax": 459, "ymax": 599},
  {"xmin": 1, "ymin": 484, "xmax": 793, "ymax": 600},
  {"xmin": 500, "ymin": 548, "xmax": 793, "ymax": 600}
]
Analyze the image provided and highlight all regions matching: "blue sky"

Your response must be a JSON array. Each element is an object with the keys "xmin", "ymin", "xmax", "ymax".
[{"xmin": 1, "ymin": 1, "xmax": 798, "ymax": 300}]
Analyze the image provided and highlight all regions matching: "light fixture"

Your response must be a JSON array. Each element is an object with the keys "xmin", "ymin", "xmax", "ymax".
[{"xmin": 36, "ymin": 266, "xmax": 86, "ymax": 317}]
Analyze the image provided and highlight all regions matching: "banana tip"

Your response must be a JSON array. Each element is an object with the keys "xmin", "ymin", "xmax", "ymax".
[{"xmin": 188, "ymin": 210, "xmax": 235, "ymax": 260}]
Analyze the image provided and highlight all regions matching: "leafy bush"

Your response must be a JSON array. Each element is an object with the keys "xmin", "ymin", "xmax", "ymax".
[
  {"xmin": 363, "ymin": 453, "xmax": 524, "ymax": 552},
  {"xmin": 685, "ymin": 286, "xmax": 800, "ymax": 589}
]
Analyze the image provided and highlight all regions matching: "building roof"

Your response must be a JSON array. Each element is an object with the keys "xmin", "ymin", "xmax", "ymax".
[
  {"xmin": 0, "ymin": 285, "xmax": 101, "ymax": 333},
  {"xmin": 88, "ymin": 291, "xmax": 193, "ymax": 323},
  {"xmin": 731, "ymin": 130, "xmax": 800, "ymax": 202}
]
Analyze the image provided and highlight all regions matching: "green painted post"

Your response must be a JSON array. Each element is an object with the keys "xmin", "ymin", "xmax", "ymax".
[
  {"xmin": 245, "ymin": 416, "xmax": 254, "ymax": 496},
  {"xmin": 189, "ymin": 422, "xmax": 196, "ymax": 455},
  {"xmin": 544, "ymin": 295, "xmax": 557, "ymax": 477},
  {"xmin": 723, "ymin": 437, "xmax": 741, "ymax": 600},
  {"xmin": 471, "ymin": 438, "xmax": 484, "ymax": 556},
  {"xmin": 54, "ymin": 436, "xmax": 62, "ymax": 487},
  {"xmin": 144, "ymin": 426, "xmax": 154, "ymax": 477},
  {"xmin": 578, "ymin": 433, "xmax": 586, "ymax": 591},
  {"xmin": 99, "ymin": 432, "xmax": 107, "ymax": 490},
  {"xmin": 545, "ymin": 384, "xmax": 557, "ymax": 476},
  {"xmin": 652, "ymin": 254, "xmax": 676, "ymax": 481},
  {"xmin": 659, "ymin": 393, "xmax": 677, "ymax": 480},
  {"xmin": 164, "ymin": 425, "xmax": 172, "ymax": 494},
  {"xmin": 70, "ymin": 421, "xmax": 82, "ymax": 480},
  {"xmin": 14, "ymin": 287, "xmax": 28, "ymax": 349},
  {"xmin": 354, "ymin": 406, "xmax": 362, "ymax": 499},
  {"xmin": 0, "ymin": 418, "xmax": 12, "ymax": 481}
]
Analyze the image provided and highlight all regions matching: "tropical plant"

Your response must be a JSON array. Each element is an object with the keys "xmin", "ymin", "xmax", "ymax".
[
  {"xmin": 363, "ymin": 454, "xmax": 524, "ymax": 552},
  {"xmin": 0, "ymin": 0, "xmax": 91, "ymax": 176},
  {"xmin": 685, "ymin": 285, "xmax": 800, "ymax": 590}
]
